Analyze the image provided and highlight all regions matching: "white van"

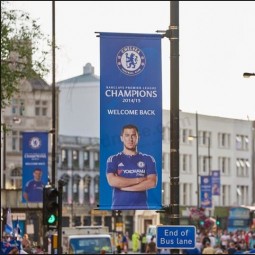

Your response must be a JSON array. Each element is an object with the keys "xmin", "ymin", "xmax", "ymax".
[
  {"xmin": 63, "ymin": 234, "xmax": 113, "ymax": 254},
  {"xmin": 146, "ymin": 225, "xmax": 157, "ymax": 243}
]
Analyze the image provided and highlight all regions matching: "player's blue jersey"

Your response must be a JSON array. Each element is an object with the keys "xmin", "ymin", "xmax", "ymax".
[
  {"xmin": 25, "ymin": 180, "xmax": 43, "ymax": 202},
  {"xmin": 107, "ymin": 152, "xmax": 157, "ymax": 209}
]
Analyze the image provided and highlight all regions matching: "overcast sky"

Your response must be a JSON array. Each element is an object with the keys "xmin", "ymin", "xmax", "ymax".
[{"xmin": 10, "ymin": 1, "xmax": 255, "ymax": 120}]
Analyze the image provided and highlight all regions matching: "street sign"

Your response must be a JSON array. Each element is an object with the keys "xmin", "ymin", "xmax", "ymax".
[{"xmin": 156, "ymin": 225, "xmax": 196, "ymax": 249}]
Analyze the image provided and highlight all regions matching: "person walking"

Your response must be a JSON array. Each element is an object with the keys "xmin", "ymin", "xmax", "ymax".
[
  {"xmin": 146, "ymin": 236, "xmax": 157, "ymax": 254},
  {"xmin": 140, "ymin": 233, "xmax": 147, "ymax": 253},
  {"xmin": 132, "ymin": 231, "xmax": 140, "ymax": 252},
  {"xmin": 202, "ymin": 241, "xmax": 215, "ymax": 254}
]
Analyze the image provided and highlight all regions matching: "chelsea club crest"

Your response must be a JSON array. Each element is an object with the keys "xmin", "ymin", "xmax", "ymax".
[
  {"xmin": 29, "ymin": 136, "xmax": 41, "ymax": 149},
  {"xmin": 116, "ymin": 46, "xmax": 146, "ymax": 76}
]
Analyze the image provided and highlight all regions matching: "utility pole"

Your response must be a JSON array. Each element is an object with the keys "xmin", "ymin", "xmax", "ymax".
[
  {"xmin": 157, "ymin": 0, "xmax": 180, "ymax": 229},
  {"xmin": 169, "ymin": 2, "xmax": 180, "ymax": 253},
  {"xmin": 196, "ymin": 112, "xmax": 200, "ymax": 208},
  {"xmin": 51, "ymin": 0, "xmax": 56, "ymax": 187}
]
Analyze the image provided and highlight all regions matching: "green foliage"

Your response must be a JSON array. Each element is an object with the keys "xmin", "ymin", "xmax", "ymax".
[{"xmin": 1, "ymin": 1, "xmax": 51, "ymax": 109}]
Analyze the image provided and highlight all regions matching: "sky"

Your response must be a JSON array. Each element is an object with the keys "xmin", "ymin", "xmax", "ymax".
[{"xmin": 9, "ymin": 1, "xmax": 255, "ymax": 120}]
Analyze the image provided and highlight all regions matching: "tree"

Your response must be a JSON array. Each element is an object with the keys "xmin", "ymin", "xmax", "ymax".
[{"xmin": 1, "ymin": 1, "xmax": 51, "ymax": 109}]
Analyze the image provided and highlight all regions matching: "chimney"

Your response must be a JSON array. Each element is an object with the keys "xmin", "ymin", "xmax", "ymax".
[{"xmin": 83, "ymin": 63, "xmax": 94, "ymax": 75}]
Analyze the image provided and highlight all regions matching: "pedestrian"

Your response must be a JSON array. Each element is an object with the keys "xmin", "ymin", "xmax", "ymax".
[
  {"xmin": 8, "ymin": 247, "xmax": 19, "ymax": 254},
  {"xmin": 202, "ymin": 241, "xmax": 215, "ymax": 254},
  {"xmin": 116, "ymin": 233, "xmax": 123, "ymax": 254},
  {"xmin": 21, "ymin": 234, "xmax": 31, "ymax": 253},
  {"xmin": 249, "ymin": 233, "xmax": 255, "ymax": 250},
  {"xmin": 132, "ymin": 231, "xmax": 140, "ymax": 252},
  {"xmin": 122, "ymin": 232, "xmax": 129, "ymax": 254},
  {"xmin": 146, "ymin": 236, "xmax": 157, "ymax": 254},
  {"xmin": 140, "ymin": 233, "xmax": 147, "ymax": 253}
]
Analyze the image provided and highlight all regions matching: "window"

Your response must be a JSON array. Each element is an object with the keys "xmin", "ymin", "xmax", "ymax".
[
  {"xmin": 95, "ymin": 178, "xmax": 99, "ymax": 203},
  {"xmin": 181, "ymin": 154, "xmax": 191, "ymax": 173},
  {"xmin": 12, "ymin": 131, "xmax": 22, "ymax": 152},
  {"xmin": 199, "ymin": 131, "xmax": 211, "ymax": 147},
  {"xmin": 218, "ymin": 133, "xmax": 230, "ymax": 148},
  {"xmin": 12, "ymin": 98, "xmax": 25, "ymax": 116},
  {"xmin": 61, "ymin": 149, "xmax": 68, "ymax": 167},
  {"xmin": 202, "ymin": 156, "xmax": 208, "ymax": 173},
  {"xmin": 236, "ymin": 135, "xmax": 249, "ymax": 151},
  {"xmin": 72, "ymin": 150, "xmax": 79, "ymax": 169},
  {"xmin": 222, "ymin": 185, "xmax": 230, "ymax": 206},
  {"xmin": 84, "ymin": 176, "xmax": 91, "ymax": 204},
  {"xmin": 236, "ymin": 158, "xmax": 249, "ymax": 177},
  {"xmin": 94, "ymin": 152, "xmax": 99, "ymax": 168},
  {"xmin": 83, "ymin": 151, "xmax": 89, "ymax": 168},
  {"xmin": 10, "ymin": 167, "xmax": 22, "ymax": 189},
  {"xmin": 35, "ymin": 100, "xmax": 48, "ymax": 116},
  {"xmin": 236, "ymin": 185, "xmax": 248, "ymax": 205},
  {"xmin": 218, "ymin": 157, "xmax": 230, "ymax": 175},
  {"xmin": 181, "ymin": 128, "xmax": 192, "ymax": 144},
  {"xmin": 244, "ymin": 137, "xmax": 249, "ymax": 150},
  {"xmin": 181, "ymin": 183, "xmax": 192, "ymax": 206}
]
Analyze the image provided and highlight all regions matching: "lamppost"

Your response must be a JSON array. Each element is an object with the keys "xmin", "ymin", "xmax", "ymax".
[
  {"xmin": 189, "ymin": 113, "xmax": 211, "ymax": 208},
  {"xmin": 243, "ymin": 72, "xmax": 255, "ymax": 78},
  {"xmin": 243, "ymin": 71, "xmax": 255, "ymax": 205},
  {"xmin": 188, "ymin": 113, "xmax": 200, "ymax": 208}
]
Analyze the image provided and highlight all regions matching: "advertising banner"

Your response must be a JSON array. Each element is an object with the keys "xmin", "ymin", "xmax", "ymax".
[
  {"xmin": 200, "ymin": 176, "xmax": 212, "ymax": 208},
  {"xmin": 22, "ymin": 131, "xmax": 48, "ymax": 203},
  {"xmin": 99, "ymin": 32, "xmax": 162, "ymax": 210},
  {"xmin": 211, "ymin": 170, "xmax": 221, "ymax": 196}
]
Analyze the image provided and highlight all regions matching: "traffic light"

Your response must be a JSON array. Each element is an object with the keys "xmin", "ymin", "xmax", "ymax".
[
  {"xmin": 116, "ymin": 210, "xmax": 122, "ymax": 217},
  {"xmin": 216, "ymin": 217, "xmax": 220, "ymax": 227},
  {"xmin": 112, "ymin": 210, "xmax": 122, "ymax": 217},
  {"xmin": 199, "ymin": 220, "xmax": 204, "ymax": 227},
  {"xmin": 43, "ymin": 186, "xmax": 59, "ymax": 228}
]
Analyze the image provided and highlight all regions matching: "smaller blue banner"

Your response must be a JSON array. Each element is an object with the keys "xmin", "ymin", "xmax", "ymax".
[
  {"xmin": 156, "ymin": 225, "xmax": 196, "ymax": 249},
  {"xmin": 22, "ymin": 131, "xmax": 48, "ymax": 203},
  {"xmin": 211, "ymin": 170, "xmax": 221, "ymax": 195},
  {"xmin": 200, "ymin": 176, "xmax": 212, "ymax": 208}
]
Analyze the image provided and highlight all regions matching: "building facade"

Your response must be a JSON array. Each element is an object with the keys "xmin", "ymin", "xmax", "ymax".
[{"xmin": 1, "ymin": 76, "xmax": 56, "ymax": 243}]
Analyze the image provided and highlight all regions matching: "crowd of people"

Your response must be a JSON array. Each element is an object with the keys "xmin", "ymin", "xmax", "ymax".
[
  {"xmin": 113, "ymin": 229, "xmax": 255, "ymax": 254},
  {"xmin": 183, "ymin": 229, "xmax": 255, "ymax": 254},
  {"xmin": 2, "ymin": 228, "xmax": 255, "ymax": 254},
  {"xmin": 1, "ymin": 233, "xmax": 45, "ymax": 254}
]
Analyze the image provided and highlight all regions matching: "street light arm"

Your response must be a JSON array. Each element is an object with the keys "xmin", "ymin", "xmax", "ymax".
[{"xmin": 243, "ymin": 72, "xmax": 255, "ymax": 78}]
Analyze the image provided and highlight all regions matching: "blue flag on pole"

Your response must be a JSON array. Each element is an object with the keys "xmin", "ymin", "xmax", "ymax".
[
  {"xmin": 14, "ymin": 217, "xmax": 21, "ymax": 237},
  {"xmin": 200, "ymin": 176, "xmax": 212, "ymax": 208},
  {"xmin": 99, "ymin": 32, "xmax": 162, "ymax": 210},
  {"xmin": 4, "ymin": 208, "xmax": 13, "ymax": 235},
  {"xmin": 22, "ymin": 131, "xmax": 48, "ymax": 203}
]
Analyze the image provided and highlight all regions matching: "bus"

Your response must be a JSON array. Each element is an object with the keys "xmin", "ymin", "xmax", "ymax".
[{"xmin": 227, "ymin": 206, "xmax": 255, "ymax": 232}]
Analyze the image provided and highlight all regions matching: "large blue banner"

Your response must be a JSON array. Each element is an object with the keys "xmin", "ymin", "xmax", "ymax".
[
  {"xmin": 200, "ymin": 176, "xmax": 212, "ymax": 208},
  {"xmin": 22, "ymin": 131, "xmax": 48, "ymax": 203},
  {"xmin": 99, "ymin": 32, "xmax": 162, "ymax": 210}
]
